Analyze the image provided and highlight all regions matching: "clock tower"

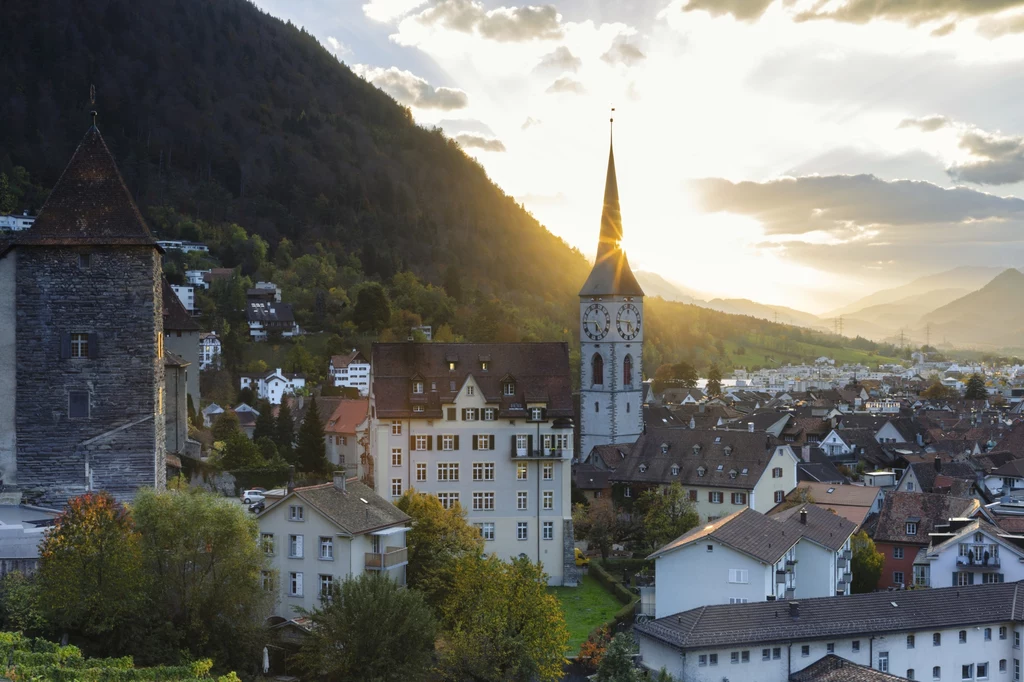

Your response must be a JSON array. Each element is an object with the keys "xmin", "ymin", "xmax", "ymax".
[{"xmin": 579, "ymin": 124, "xmax": 644, "ymax": 459}]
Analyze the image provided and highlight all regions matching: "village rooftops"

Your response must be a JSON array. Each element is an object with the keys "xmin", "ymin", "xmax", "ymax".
[
  {"xmin": 773, "ymin": 482, "xmax": 880, "ymax": 527},
  {"xmin": 635, "ymin": 580, "xmax": 1024, "ymax": 652},
  {"xmin": 162, "ymin": 279, "xmax": 200, "ymax": 332},
  {"xmin": 790, "ymin": 655, "xmax": 915, "ymax": 682},
  {"xmin": 261, "ymin": 479, "xmax": 409, "ymax": 536},
  {"xmin": 330, "ymin": 350, "xmax": 368, "ymax": 368},
  {"xmin": 873, "ymin": 491, "xmax": 980, "ymax": 544}
]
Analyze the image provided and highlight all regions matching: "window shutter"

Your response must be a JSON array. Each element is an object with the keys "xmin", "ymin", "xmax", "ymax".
[
  {"xmin": 999, "ymin": 573, "xmax": 1005, "ymax": 583},
  {"xmin": 296, "ymin": 572, "xmax": 303, "ymax": 595},
  {"xmin": 952, "ymin": 572, "xmax": 958, "ymax": 586},
  {"xmin": 296, "ymin": 535, "xmax": 303, "ymax": 556},
  {"xmin": 60, "ymin": 333, "xmax": 71, "ymax": 359},
  {"xmin": 88, "ymin": 333, "xmax": 99, "ymax": 359},
  {"xmin": 511, "ymin": 435, "xmax": 517, "ymax": 452},
  {"xmin": 489, "ymin": 435, "xmax": 495, "ymax": 450},
  {"xmin": 968, "ymin": 572, "xmax": 975, "ymax": 585},
  {"xmin": 461, "ymin": 408, "xmax": 467, "ymax": 420},
  {"xmin": 427, "ymin": 436, "xmax": 433, "ymax": 451},
  {"xmin": 527, "ymin": 435, "xmax": 533, "ymax": 455},
  {"xmin": 709, "ymin": 492, "xmax": 714, "ymax": 502},
  {"xmin": 472, "ymin": 437, "xmax": 478, "ymax": 451},
  {"xmin": 454, "ymin": 435, "xmax": 460, "ymax": 450},
  {"xmin": 447, "ymin": 408, "xmax": 456, "ymax": 421},
  {"xmin": 541, "ymin": 408, "xmax": 547, "ymax": 420},
  {"xmin": 409, "ymin": 435, "xmax": 415, "ymax": 452}
]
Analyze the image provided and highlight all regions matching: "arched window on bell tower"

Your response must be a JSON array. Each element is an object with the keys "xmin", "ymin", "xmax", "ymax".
[
  {"xmin": 623, "ymin": 354, "xmax": 633, "ymax": 387},
  {"xmin": 592, "ymin": 353, "xmax": 604, "ymax": 386}
]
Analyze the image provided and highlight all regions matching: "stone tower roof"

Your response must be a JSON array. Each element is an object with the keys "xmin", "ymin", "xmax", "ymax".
[
  {"xmin": 18, "ymin": 126, "xmax": 156, "ymax": 247},
  {"xmin": 579, "ymin": 135, "xmax": 644, "ymax": 297},
  {"xmin": 162, "ymin": 279, "xmax": 200, "ymax": 332}
]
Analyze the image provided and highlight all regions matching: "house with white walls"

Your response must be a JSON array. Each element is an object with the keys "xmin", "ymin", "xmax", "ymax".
[
  {"xmin": 240, "ymin": 368, "xmax": 306, "ymax": 405},
  {"xmin": 913, "ymin": 518, "xmax": 1024, "ymax": 588}
]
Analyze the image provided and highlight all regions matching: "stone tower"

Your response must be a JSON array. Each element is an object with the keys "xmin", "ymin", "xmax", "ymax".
[
  {"xmin": 578, "ymin": 129, "xmax": 645, "ymax": 459},
  {"xmin": 1, "ymin": 124, "xmax": 166, "ymax": 504}
]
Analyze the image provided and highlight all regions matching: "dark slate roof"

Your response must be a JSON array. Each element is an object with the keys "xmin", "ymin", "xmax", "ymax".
[
  {"xmin": 18, "ymin": 126, "xmax": 156, "ymax": 247},
  {"xmin": 578, "ymin": 140, "xmax": 643, "ymax": 297},
  {"xmin": 288, "ymin": 396, "xmax": 347, "ymax": 430},
  {"xmin": 791, "ymin": 655, "xmax": 911, "ymax": 682},
  {"xmin": 265, "ymin": 480, "xmax": 410, "ymax": 536},
  {"xmin": 163, "ymin": 350, "xmax": 189, "ymax": 368},
  {"xmin": 587, "ymin": 443, "xmax": 631, "ymax": 469},
  {"xmin": 972, "ymin": 451, "xmax": 1022, "ymax": 473},
  {"xmin": 371, "ymin": 342, "xmax": 573, "ymax": 420},
  {"xmin": 162, "ymin": 279, "xmax": 200, "ymax": 332},
  {"xmin": 648, "ymin": 508, "xmax": 799, "ymax": 564},
  {"xmin": 635, "ymin": 581, "xmax": 1024, "ymax": 651},
  {"xmin": 574, "ymin": 464, "xmax": 611, "ymax": 491},
  {"xmin": 769, "ymin": 503, "xmax": 858, "ymax": 551},
  {"xmin": 873, "ymin": 491, "xmax": 979, "ymax": 544},
  {"xmin": 908, "ymin": 460, "xmax": 976, "ymax": 492},
  {"xmin": 246, "ymin": 301, "xmax": 295, "ymax": 323},
  {"xmin": 992, "ymin": 458, "xmax": 1024, "ymax": 479},
  {"xmin": 610, "ymin": 427, "xmax": 783, "ymax": 489}
]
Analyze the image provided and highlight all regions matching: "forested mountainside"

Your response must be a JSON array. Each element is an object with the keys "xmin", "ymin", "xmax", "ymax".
[{"xmin": 0, "ymin": 0, "xmax": 903, "ymax": 375}]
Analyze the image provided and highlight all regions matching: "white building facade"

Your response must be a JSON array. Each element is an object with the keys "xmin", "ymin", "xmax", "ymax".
[
  {"xmin": 199, "ymin": 332, "xmax": 221, "ymax": 370},
  {"xmin": 170, "ymin": 284, "xmax": 195, "ymax": 315},
  {"xmin": 240, "ymin": 368, "xmax": 306, "ymax": 405},
  {"xmin": 330, "ymin": 350, "xmax": 371, "ymax": 396}
]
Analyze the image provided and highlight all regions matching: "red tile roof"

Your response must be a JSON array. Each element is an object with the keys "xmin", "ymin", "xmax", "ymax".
[{"xmin": 325, "ymin": 399, "xmax": 369, "ymax": 435}]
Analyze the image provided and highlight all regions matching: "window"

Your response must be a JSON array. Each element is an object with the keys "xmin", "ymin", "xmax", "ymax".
[
  {"xmin": 1016, "ymin": 631, "xmax": 1021, "ymax": 648},
  {"xmin": 908, "ymin": 634, "xmax": 915, "ymax": 649},
  {"xmin": 475, "ymin": 434, "xmax": 493, "ymax": 450},
  {"xmin": 773, "ymin": 648, "xmax": 781, "ymax": 660},
  {"xmin": 879, "ymin": 652, "xmax": 889, "ymax": 673},
  {"xmin": 623, "ymin": 354, "xmax": 633, "ymax": 386},
  {"xmin": 463, "ymin": 408, "xmax": 479, "ymax": 422},
  {"xmin": 853, "ymin": 641, "xmax": 861, "ymax": 652},
  {"xmin": 962, "ymin": 664, "xmax": 974, "ymax": 680},
  {"xmin": 709, "ymin": 491, "xmax": 724, "ymax": 504},
  {"xmin": 437, "ymin": 492, "xmax": 459, "ymax": 510},
  {"xmin": 894, "ymin": 571, "xmax": 905, "ymax": 585},
  {"xmin": 503, "ymin": 381, "xmax": 516, "ymax": 396},
  {"xmin": 592, "ymin": 354, "xmax": 604, "ymax": 385},
  {"xmin": 699, "ymin": 655, "xmax": 707, "ymax": 667},
  {"xmin": 437, "ymin": 462, "xmax": 459, "ymax": 481},
  {"xmin": 543, "ymin": 521, "xmax": 554, "ymax": 540},
  {"xmin": 289, "ymin": 572, "xmax": 303, "ymax": 597},
  {"xmin": 731, "ymin": 652, "xmax": 739, "ymax": 664},
  {"xmin": 79, "ymin": 253, "xmax": 91, "ymax": 268},
  {"xmin": 466, "ymin": 386, "xmax": 474, "ymax": 396},
  {"xmin": 261, "ymin": 571, "xmax": 274, "ymax": 591},
  {"xmin": 907, "ymin": 522, "xmax": 918, "ymax": 535},
  {"xmin": 392, "ymin": 420, "xmax": 402, "ymax": 435},
  {"xmin": 826, "ymin": 643, "xmax": 835, "ymax": 653},
  {"xmin": 762, "ymin": 649, "xmax": 771, "ymax": 661},
  {"xmin": 517, "ymin": 462, "xmax": 528, "ymax": 480},
  {"xmin": 69, "ymin": 391, "xmax": 90, "ymax": 419},
  {"xmin": 543, "ymin": 463, "xmax": 553, "ymax": 480},
  {"xmin": 391, "ymin": 478, "xmax": 402, "ymax": 498},
  {"xmin": 934, "ymin": 633, "xmax": 941, "ymax": 646},
  {"xmin": 801, "ymin": 645, "xmax": 810, "ymax": 657},
  {"xmin": 416, "ymin": 463, "xmax": 427, "ymax": 482},
  {"xmin": 731, "ymin": 492, "xmax": 747, "ymax": 505},
  {"xmin": 1001, "ymin": 627, "xmax": 1008, "ymax": 640},
  {"xmin": 472, "ymin": 491, "xmax": 495, "ymax": 511},
  {"xmin": 894, "ymin": 546, "xmax": 905, "ymax": 559},
  {"xmin": 729, "ymin": 598, "xmax": 748, "ymax": 604},
  {"xmin": 709, "ymin": 654, "xmax": 718, "ymax": 666},
  {"xmin": 441, "ymin": 435, "xmax": 456, "ymax": 451},
  {"xmin": 483, "ymin": 408, "xmax": 496, "ymax": 421},
  {"xmin": 772, "ymin": 467, "xmax": 783, "ymax": 478},
  {"xmin": 517, "ymin": 522, "xmax": 528, "ymax": 540},
  {"xmin": 985, "ymin": 628, "xmax": 992, "ymax": 641},
  {"xmin": 977, "ymin": 662, "xmax": 988, "ymax": 680},
  {"xmin": 741, "ymin": 650, "xmax": 749, "ymax": 663},
  {"xmin": 319, "ymin": 574, "xmax": 333, "ymax": 596},
  {"xmin": 530, "ymin": 407, "xmax": 543, "ymax": 421},
  {"xmin": 543, "ymin": 491, "xmax": 553, "ymax": 510},
  {"xmin": 517, "ymin": 491, "xmax": 528, "ymax": 510},
  {"xmin": 413, "ymin": 381, "xmax": 424, "ymax": 394},
  {"xmin": 728, "ymin": 569, "xmax": 749, "ymax": 584},
  {"xmin": 289, "ymin": 505, "xmax": 304, "ymax": 521},
  {"xmin": 934, "ymin": 666, "xmax": 941, "ymax": 680},
  {"xmin": 289, "ymin": 534, "xmax": 303, "ymax": 558},
  {"xmin": 70, "ymin": 333, "xmax": 89, "ymax": 358},
  {"xmin": 392, "ymin": 448, "xmax": 403, "ymax": 467},
  {"xmin": 1002, "ymin": 661, "xmax": 1008, "ymax": 673},
  {"xmin": 473, "ymin": 462, "xmax": 495, "ymax": 481},
  {"xmin": 957, "ymin": 572, "xmax": 971, "ymax": 586},
  {"xmin": 670, "ymin": 464, "xmax": 679, "ymax": 476},
  {"xmin": 983, "ymin": 573, "xmax": 1003, "ymax": 584},
  {"xmin": 774, "ymin": 490, "xmax": 785, "ymax": 504},
  {"xmin": 1017, "ymin": 659, "xmax": 1021, "ymax": 681},
  {"xmin": 319, "ymin": 537, "xmax": 333, "ymax": 560},
  {"xmin": 624, "ymin": 487, "xmax": 631, "ymax": 498},
  {"xmin": 261, "ymin": 533, "xmax": 275, "ymax": 555},
  {"xmin": 415, "ymin": 435, "xmax": 429, "ymax": 451},
  {"xmin": 413, "ymin": 405, "xmax": 425, "ymax": 413},
  {"xmin": 479, "ymin": 522, "xmax": 495, "ymax": 541}
]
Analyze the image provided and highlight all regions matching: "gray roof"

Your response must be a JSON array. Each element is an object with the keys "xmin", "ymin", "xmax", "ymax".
[
  {"xmin": 635, "ymin": 581, "xmax": 1024, "ymax": 651},
  {"xmin": 770, "ymin": 504, "xmax": 858, "ymax": 551},
  {"xmin": 791, "ymin": 655, "xmax": 911, "ymax": 681},
  {"xmin": 263, "ymin": 480, "xmax": 410, "ymax": 536}
]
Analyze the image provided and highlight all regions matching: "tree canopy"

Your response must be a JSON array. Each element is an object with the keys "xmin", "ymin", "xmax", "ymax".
[{"xmin": 851, "ymin": 530, "xmax": 884, "ymax": 593}]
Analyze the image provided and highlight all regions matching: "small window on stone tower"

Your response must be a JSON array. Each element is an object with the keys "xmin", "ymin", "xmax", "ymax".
[
  {"xmin": 592, "ymin": 353, "xmax": 604, "ymax": 386},
  {"xmin": 69, "ymin": 391, "xmax": 90, "ymax": 419},
  {"xmin": 78, "ymin": 253, "xmax": 91, "ymax": 269},
  {"xmin": 595, "ymin": 402, "xmax": 599, "ymax": 413},
  {"xmin": 623, "ymin": 355, "xmax": 633, "ymax": 387}
]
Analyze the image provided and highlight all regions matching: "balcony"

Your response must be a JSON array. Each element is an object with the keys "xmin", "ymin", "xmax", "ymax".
[
  {"xmin": 836, "ymin": 581, "xmax": 848, "ymax": 594},
  {"xmin": 844, "ymin": 572, "xmax": 852, "ymax": 583},
  {"xmin": 837, "ymin": 557, "xmax": 848, "ymax": 569},
  {"xmin": 785, "ymin": 588, "xmax": 795, "ymax": 599},
  {"xmin": 776, "ymin": 570, "xmax": 787, "ymax": 584},
  {"xmin": 511, "ymin": 448, "xmax": 570, "ymax": 460},
  {"xmin": 842, "ymin": 550, "xmax": 852, "ymax": 561},
  {"xmin": 365, "ymin": 546, "xmax": 408, "ymax": 571},
  {"xmin": 956, "ymin": 555, "xmax": 1000, "ymax": 569}
]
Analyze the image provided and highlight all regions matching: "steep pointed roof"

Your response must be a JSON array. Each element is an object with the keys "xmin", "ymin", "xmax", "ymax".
[
  {"xmin": 579, "ymin": 136, "xmax": 644, "ymax": 297},
  {"xmin": 18, "ymin": 126, "xmax": 156, "ymax": 247},
  {"xmin": 162, "ymin": 279, "xmax": 201, "ymax": 332}
]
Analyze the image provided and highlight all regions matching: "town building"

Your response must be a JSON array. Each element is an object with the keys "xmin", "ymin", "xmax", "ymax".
[
  {"xmin": 258, "ymin": 473, "xmax": 409, "ymax": 620},
  {"xmin": 185, "ymin": 269, "xmax": 209, "ymax": 288},
  {"xmin": 369, "ymin": 342, "xmax": 576, "ymax": 585},
  {"xmin": 154, "ymin": 240, "xmax": 209, "ymax": 254},
  {"xmin": 247, "ymin": 301, "xmax": 299, "ymax": 341},
  {"xmin": 610, "ymin": 428, "xmax": 800, "ymax": 521},
  {"xmin": 773, "ymin": 482, "xmax": 883, "ymax": 529},
  {"xmin": 913, "ymin": 518, "xmax": 1024, "ymax": 588},
  {"xmin": 0, "ymin": 212, "xmax": 35, "ymax": 232},
  {"xmin": 329, "ymin": 350, "xmax": 371, "ymax": 396},
  {"xmin": 0, "ymin": 124, "xmax": 165, "ymax": 503},
  {"xmin": 239, "ymin": 368, "xmax": 306, "ymax": 406},
  {"xmin": 169, "ymin": 284, "xmax": 195, "ymax": 315},
  {"xmin": 635, "ymin": 581, "xmax": 1024, "ymax": 682},
  {"xmin": 162, "ymin": 279, "xmax": 200, "ymax": 410},
  {"xmin": 647, "ymin": 505, "xmax": 855, "ymax": 618},
  {"xmin": 323, "ymin": 399, "xmax": 369, "ymax": 472},
  {"xmin": 578, "ymin": 132, "xmax": 645, "ymax": 458},
  {"xmin": 199, "ymin": 331, "xmax": 221, "ymax": 370}
]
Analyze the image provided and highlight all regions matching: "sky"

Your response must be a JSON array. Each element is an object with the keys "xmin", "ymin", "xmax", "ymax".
[{"xmin": 253, "ymin": 0, "xmax": 1024, "ymax": 314}]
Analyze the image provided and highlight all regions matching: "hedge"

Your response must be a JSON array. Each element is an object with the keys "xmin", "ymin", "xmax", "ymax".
[{"xmin": 587, "ymin": 560, "xmax": 641, "ymax": 635}]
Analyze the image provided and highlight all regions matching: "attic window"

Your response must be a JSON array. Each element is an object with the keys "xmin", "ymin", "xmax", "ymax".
[
  {"xmin": 724, "ymin": 445, "xmax": 733, "ymax": 456},
  {"xmin": 692, "ymin": 444, "xmax": 701, "ymax": 455},
  {"xmin": 827, "ymin": 487, "xmax": 835, "ymax": 493},
  {"xmin": 503, "ymin": 381, "xmax": 515, "ymax": 396},
  {"xmin": 449, "ymin": 361, "xmax": 457, "ymax": 371},
  {"xmin": 660, "ymin": 443, "xmax": 669, "ymax": 454},
  {"xmin": 697, "ymin": 466, "xmax": 706, "ymax": 477},
  {"xmin": 716, "ymin": 464, "xmax": 724, "ymax": 472},
  {"xmin": 481, "ymin": 361, "xmax": 490, "ymax": 371},
  {"xmin": 715, "ymin": 436, "xmax": 722, "ymax": 443},
  {"xmin": 639, "ymin": 464, "xmax": 648, "ymax": 473},
  {"xmin": 906, "ymin": 522, "xmax": 918, "ymax": 536},
  {"xmin": 729, "ymin": 469, "xmax": 738, "ymax": 479},
  {"xmin": 413, "ymin": 381, "xmax": 424, "ymax": 394},
  {"xmin": 741, "ymin": 468, "xmax": 749, "ymax": 476},
  {"xmin": 671, "ymin": 464, "xmax": 679, "ymax": 476}
]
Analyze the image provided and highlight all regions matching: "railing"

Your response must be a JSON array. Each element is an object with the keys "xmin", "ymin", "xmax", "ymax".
[
  {"xmin": 842, "ymin": 550, "xmax": 852, "ymax": 560},
  {"xmin": 836, "ymin": 581, "xmax": 848, "ymax": 593},
  {"xmin": 837, "ymin": 557, "xmax": 848, "ymax": 569},
  {"xmin": 957, "ymin": 555, "xmax": 1000, "ymax": 568},
  {"xmin": 365, "ymin": 546, "xmax": 408, "ymax": 570},
  {"xmin": 511, "ymin": 448, "xmax": 570, "ymax": 460},
  {"xmin": 776, "ymin": 570, "xmax": 787, "ymax": 584},
  {"xmin": 785, "ymin": 588, "xmax": 795, "ymax": 599}
]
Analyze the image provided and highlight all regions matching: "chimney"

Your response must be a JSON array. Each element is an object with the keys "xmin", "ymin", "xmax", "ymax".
[
  {"xmin": 789, "ymin": 602, "xmax": 800, "ymax": 618},
  {"xmin": 333, "ymin": 470, "xmax": 347, "ymax": 492},
  {"xmin": 800, "ymin": 509, "xmax": 807, "ymax": 525},
  {"xmin": 934, "ymin": 456, "xmax": 942, "ymax": 473},
  {"xmin": 287, "ymin": 465, "xmax": 296, "ymax": 493},
  {"xmin": 748, "ymin": 422, "xmax": 755, "ymax": 433},
  {"xmin": 801, "ymin": 445, "xmax": 811, "ymax": 463}
]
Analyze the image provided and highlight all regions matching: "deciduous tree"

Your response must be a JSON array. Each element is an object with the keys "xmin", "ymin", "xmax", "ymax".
[
  {"xmin": 572, "ymin": 499, "xmax": 618, "ymax": 560},
  {"xmin": 353, "ymin": 283, "xmax": 391, "ymax": 333},
  {"xmin": 851, "ymin": 530, "xmax": 884, "ymax": 593},
  {"xmin": 637, "ymin": 483, "xmax": 699, "ymax": 551},
  {"xmin": 595, "ymin": 633, "xmax": 643, "ymax": 682}
]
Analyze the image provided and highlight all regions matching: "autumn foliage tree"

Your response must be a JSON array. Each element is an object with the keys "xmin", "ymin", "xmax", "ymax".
[
  {"xmin": 851, "ymin": 530, "xmax": 884, "ymax": 593},
  {"xmin": 637, "ymin": 483, "xmax": 700, "ymax": 551},
  {"xmin": 573, "ymin": 499, "xmax": 619, "ymax": 560},
  {"xmin": 579, "ymin": 625, "xmax": 612, "ymax": 672}
]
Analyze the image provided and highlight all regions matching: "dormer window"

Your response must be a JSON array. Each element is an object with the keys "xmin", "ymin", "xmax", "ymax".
[
  {"xmin": 692, "ymin": 444, "xmax": 701, "ymax": 455},
  {"xmin": 639, "ymin": 464, "xmax": 648, "ymax": 473},
  {"xmin": 697, "ymin": 466, "xmax": 706, "ymax": 477},
  {"xmin": 671, "ymin": 464, "xmax": 679, "ymax": 476},
  {"xmin": 660, "ymin": 443, "xmax": 669, "ymax": 454},
  {"xmin": 503, "ymin": 381, "xmax": 515, "ymax": 396},
  {"xmin": 448, "ymin": 361, "xmax": 457, "ymax": 371},
  {"xmin": 724, "ymin": 445, "xmax": 733, "ymax": 456},
  {"xmin": 481, "ymin": 361, "xmax": 490, "ymax": 371},
  {"xmin": 413, "ymin": 381, "xmax": 424, "ymax": 394},
  {"xmin": 729, "ymin": 469, "xmax": 737, "ymax": 479},
  {"xmin": 530, "ymin": 407, "xmax": 543, "ymax": 421},
  {"xmin": 906, "ymin": 522, "xmax": 918, "ymax": 536}
]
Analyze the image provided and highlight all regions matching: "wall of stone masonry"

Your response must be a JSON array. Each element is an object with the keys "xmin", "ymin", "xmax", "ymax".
[
  {"xmin": 0, "ymin": 252, "xmax": 16, "ymax": 485},
  {"xmin": 15, "ymin": 246, "xmax": 165, "ymax": 504}
]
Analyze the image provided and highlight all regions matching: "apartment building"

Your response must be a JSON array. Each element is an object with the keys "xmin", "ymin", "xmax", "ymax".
[
  {"xmin": 329, "ymin": 350, "xmax": 371, "ymax": 396},
  {"xmin": 368, "ymin": 342, "xmax": 576, "ymax": 586}
]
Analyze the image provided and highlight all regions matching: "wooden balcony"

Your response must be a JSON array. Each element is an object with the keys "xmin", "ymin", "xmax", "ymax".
[
  {"xmin": 365, "ymin": 546, "xmax": 408, "ymax": 571},
  {"xmin": 511, "ymin": 448, "xmax": 570, "ymax": 460}
]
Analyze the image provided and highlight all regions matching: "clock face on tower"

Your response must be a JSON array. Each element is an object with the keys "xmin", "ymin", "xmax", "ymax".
[
  {"xmin": 582, "ymin": 303, "xmax": 611, "ymax": 340},
  {"xmin": 616, "ymin": 303, "xmax": 642, "ymax": 340}
]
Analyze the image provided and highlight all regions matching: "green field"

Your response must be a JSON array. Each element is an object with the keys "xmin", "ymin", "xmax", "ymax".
[
  {"xmin": 720, "ymin": 338, "xmax": 903, "ymax": 370},
  {"xmin": 548, "ymin": 574, "xmax": 624, "ymax": 656}
]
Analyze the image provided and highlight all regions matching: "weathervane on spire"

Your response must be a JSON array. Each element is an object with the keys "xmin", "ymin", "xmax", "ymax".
[
  {"xmin": 610, "ymin": 106, "xmax": 615, "ymax": 141},
  {"xmin": 90, "ymin": 84, "xmax": 97, "ymax": 127}
]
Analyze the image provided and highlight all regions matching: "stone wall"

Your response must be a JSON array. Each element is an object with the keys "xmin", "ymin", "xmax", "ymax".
[
  {"xmin": 0, "ymin": 251, "xmax": 16, "ymax": 484},
  {"xmin": 15, "ymin": 246, "xmax": 165, "ymax": 504}
]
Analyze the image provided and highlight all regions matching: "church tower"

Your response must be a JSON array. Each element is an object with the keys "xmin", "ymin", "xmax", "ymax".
[{"xmin": 579, "ymin": 123, "xmax": 644, "ymax": 458}]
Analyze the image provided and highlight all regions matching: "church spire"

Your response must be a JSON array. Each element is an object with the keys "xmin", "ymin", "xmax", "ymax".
[{"xmin": 596, "ymin": 117, "xmax": 623, "ymax": 263}]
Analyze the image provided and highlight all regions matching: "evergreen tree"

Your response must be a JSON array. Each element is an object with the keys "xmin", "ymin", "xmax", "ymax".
[
  {"xmin": 595, "ymin": 633, "xmax": 644, "ymax": 682},
  {"xmin": 253, "ymin": 400, "xmax": 275, "ymax": 441},
  {"xmin": 0, "ymin": 173, "xmax": 13, "ymax": 215},
  {"xmin": 295, "ymin": 397, "xmax": 328, "ymax": 474},
  {"xmin": 275, "ymin": 399, "xmax": 296, "ymax": 457},
  {"xmin": 964, "ymin": 373, "xmax": 987, "ymax": 400},
  {"xmin": 352, "ymin": 283, "xmax": 391, "ymax": 333},
  {"xmin": 706, "ymin": 364, "xmax": 723, "ymax": 397},
  {"xmin": 211, "ymin": 411, "xmax": 241, "ymax": 443}
]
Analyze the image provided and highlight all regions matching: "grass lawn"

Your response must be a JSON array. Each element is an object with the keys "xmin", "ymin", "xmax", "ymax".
[{"xmin": 549, "ymin": 573, "xmax": 624, "ymax": 656}]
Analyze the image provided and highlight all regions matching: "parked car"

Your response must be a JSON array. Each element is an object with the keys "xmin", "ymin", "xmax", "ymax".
[
  {"xmin": 242, "ymin": 489, "xmax": 265, "ymax": 504},
  {"xmin": 248, "ymin": 500, "xmax": 265, "ymax": 514},
  {"xmin": 574, "ymin": 547, "xmax": 591, "ymax": 567}
]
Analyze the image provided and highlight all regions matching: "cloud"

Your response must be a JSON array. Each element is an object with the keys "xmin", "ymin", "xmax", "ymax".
[
  {"xmin": 326, "ymin": 36, "xmax": 352, "ymax": 57},
  {"xmin": 411, "ymin": 0, "xmax": 563, "ymax": 41},
  {"xmin": 681, "ymin": 0, "xmax": 775, "ymax": 21},
  {"xmin": 353, "ymin": 65, "xmax": 469, "ymax": 110},
  {"xmin": 522, "ymin": 116, "xmax": 542, "ymax": 129},
  {"xmin": 454, "ymin": 133, "xmax": 507, "ymax": 151},
  {"xmin": 931, "ymin": 21, "xmax": 957, "ymax": 36},
  {"xmin": 795, "ymin": 0, "xmax": 1024, "ymax": 25},
  {"xmin": 601, "ymin": 36, "xmax": 646, "ymax": 67},
  {"xmin": 363, "ymin": 0, "xmax": 430, "ymax": 22},
  {"xmin": 898, "ymin": 115, "xmax": 951, "ymax": 132},
  {"xmin": 438, "ymin": 118, "xmax": 495, "ymax": 135},
  {"xmin": 546, "ymin": 76, "xmax": 586, "ymax": 94},
  {"xmin": 533, "ymin": 46, "xmax": 581, "ymax": 73},
  {"xmin": 978, "ymin": 12, "xmax": 1024, "ymax": 36},
  {"xmin": 949, "ymin": 130, "xmax": 1024, "ymax": 185}
]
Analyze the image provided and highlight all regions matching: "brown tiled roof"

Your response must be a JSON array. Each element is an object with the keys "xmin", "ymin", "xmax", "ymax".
[
  {"xmin": 574, "ymin": 464, "xmax": 611, "ymax": 491},
  {"xmin": 873, "ymin": 491, "xmax": 979, "ymax": 544},
  {"xmin": 587, "ymin": 443, "xmax": 631, "ymax": 469},
  {"xmin": 330, "ymin": 350, "xmax": 367, "ymax": 368},
  {"xmin": 162, "ymin": 279, "xmax": 200, "ymax": 332},
  {"xmin": 791, "ymin": 655, "xmax": 911, "ymax": 681},
  {"xmin": 996, "ymin": 422, "xmax": 1024, "ymax": 455},
  {"xmin": 18, "ymin": 127, "xmax": 156, "ymax": 247},
  {"xmin": 972, "ymin": 451, "xmax": 1022, "ymax": 472},
  {"xmin": 611, "ymin": 427, "xmax": 783, "ymax": 489},
  {"xmin": 265, "ymin": 479, "xmax": 410, "ymax": 536},
  {"xmin": 325, "ymin": 399, "xmax": 369, "ymax": 435},
  {"xmin": 371, "ymin": 342, "xmax": 573, "ymax": 420},
  {"xmin": 769, "ymin": 503, "xmax": 858, "ymax": 551}
]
